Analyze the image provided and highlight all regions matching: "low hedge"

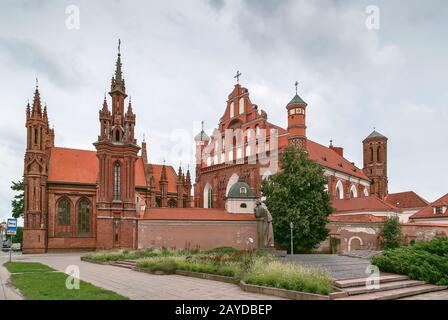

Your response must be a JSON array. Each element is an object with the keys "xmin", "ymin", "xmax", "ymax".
[{"xmin": 372, "ymin": 237, "xmax": 448, "ymax": 285}]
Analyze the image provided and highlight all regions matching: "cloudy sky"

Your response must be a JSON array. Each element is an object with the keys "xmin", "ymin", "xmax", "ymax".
[{"xmin": 0, "ymin": 0, "xmax": 447, "ymax": 223}]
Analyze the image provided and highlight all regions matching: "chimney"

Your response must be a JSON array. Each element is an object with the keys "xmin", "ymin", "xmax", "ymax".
[{"xmin": 330, "ymin": 145, "xmax": 344, "ymax": 157}]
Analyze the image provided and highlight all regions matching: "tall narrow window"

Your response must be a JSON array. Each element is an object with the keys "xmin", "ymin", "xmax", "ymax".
[
  {"xmin": 239, "ymin": 98, "xmax": 244, "ymax": 114},
  {"xmin": 34, "ymin": 128, "xmax": 38, "ymax": 144},
  {"xmin": 377, "ymin": 146, "xmax": 381, "ymax": 162},
  {"xmin": 114, "ymin": 162, "xmax": 121, "ymax": 200},
  {"xmin": 208, "ymin": 188, "xmax": 213, "ymax": 208},
  {"xmin": 57, "ymin": 198, "xmax": 71, "ymax": 226},
  {"xmin": 78, "ymin": 199, "xmax": 90, "ymax": 234},
  {"xmin": 370, "ymin": 147, "xmax": 374, "ymax": 162},
  {"xmin": 230, "ymin": 102, "xmax": 234, "ymax": 118}
]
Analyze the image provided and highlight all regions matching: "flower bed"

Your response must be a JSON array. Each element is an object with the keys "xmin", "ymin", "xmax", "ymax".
[
  {"xmin": 242, "ymin": 259, "xmax": 332, "ymax": 295},
  {"xmin": 82, "ymin": 247, "xmax": 333, "ymax": 296}
]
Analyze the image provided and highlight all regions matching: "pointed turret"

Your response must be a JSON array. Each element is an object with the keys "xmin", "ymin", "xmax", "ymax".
[
  {"xmin": 141, "ymin": 136, "xmax": 148, "ymax": 164},
  {"xmin": 26, "ymin": 101, "xmax": 31, "ymax": 120},
  {"xmin": 161, "ymin": 162, "xmax": 168, "ymax": 182},
  {"xmin": 32, "ymin": 79, "xmax": 42, "ymax": 117},
  {"xmin": 111, "ymin": 39, "xmax": 126, "ymax": 94},
  {"xmin": 185, "ymin": 168, "xmax": 191, "ymax": 185},
  {"xmin": 101, "ymin": 94, "xmax": 109, "ymax": 113}
]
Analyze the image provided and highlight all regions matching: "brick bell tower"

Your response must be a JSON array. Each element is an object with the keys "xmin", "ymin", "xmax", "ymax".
[
  {"xmin": 286, "ymin": 82, "xmax": 308, "ymax": 149},
  {"xmin": 23, "ymin": 80, "xmax": 55, "ymax": 253},
  {"xmin": 94, "ymin": 40, "xmax": 140, "ymax": 250},
  {"xmin": 363, "ymin": 130, "xmax": 388, "ymax": 199}
]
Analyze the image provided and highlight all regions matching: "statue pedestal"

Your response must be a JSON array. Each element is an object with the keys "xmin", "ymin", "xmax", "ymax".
[{"xmin": 263, "ymin": 247, "xmax": 287, "ymax": 257}]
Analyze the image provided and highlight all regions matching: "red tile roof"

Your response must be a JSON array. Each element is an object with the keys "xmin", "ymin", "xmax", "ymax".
[
  {"xmin": 47, "ymin": 147, "xmax": 177, "ymax": 192},
  {"xmin": 384, "ymin": 191, "xmax": 428, "ymax": 209},
  {"xmin": 142, "ymin": 208, "xmax": 256, "ymax": 221},
  {"xmin": 329, "ymin": 214, "xmax": 388, "ymax": 223},
  {"xmin": 48, "ymin": 147, "xmax": 99, "ymax": 184},
  {"xmin": 332, "ymin": 196, "xmax": 401, "ymax": 213},
  {"xmin": 410, "ymin": 193, "xmax": 448, "ymax": 220},
  {"xmin": 306, "ymin": 140, "xmax": 368, "ymax": 180},
  {"xmin": 151, "ymin": 164, "xmax": 178, "ymax": 193}
]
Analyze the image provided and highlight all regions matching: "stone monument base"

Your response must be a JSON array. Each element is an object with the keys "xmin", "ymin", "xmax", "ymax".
[{"xmin": 263, "ymin": 247, "xmax": 287, "ymax": 257}]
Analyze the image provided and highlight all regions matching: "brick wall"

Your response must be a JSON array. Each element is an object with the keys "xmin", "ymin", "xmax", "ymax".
[{"xmin": 138, "ymin": 220, "xmax": 259, "ymax": 250}]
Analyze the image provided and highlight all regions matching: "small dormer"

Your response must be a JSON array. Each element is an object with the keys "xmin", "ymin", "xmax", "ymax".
[{"xmin": 433, "ymin": 205, "xmax": 447, "ymax": 215}]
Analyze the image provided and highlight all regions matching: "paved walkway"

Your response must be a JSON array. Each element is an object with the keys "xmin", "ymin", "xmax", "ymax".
[
  {"xmin": 1, "ymin": 252, "xmax": 282, "ymax": 300},
  {"xmin": 286, "ymin": 254, "xmax": 372, "ymax": 280},
  {"xmin": 0, "ymin": 252, "xmax": 23, "ymax": 300}
]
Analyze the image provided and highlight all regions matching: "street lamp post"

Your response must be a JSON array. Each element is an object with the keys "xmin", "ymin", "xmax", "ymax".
[{"xmin": 290, "ymin": 222, "xmax": 294, "ymax": 256}]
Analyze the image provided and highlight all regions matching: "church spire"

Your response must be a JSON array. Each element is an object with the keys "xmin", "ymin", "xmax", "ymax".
[
  {"xmin": 111, "ymin": 39, "xmax": 126, "ymax": 94},
  {"xmin": 32, "ymin": 78, "xmax": 42, "ymax": 116}
]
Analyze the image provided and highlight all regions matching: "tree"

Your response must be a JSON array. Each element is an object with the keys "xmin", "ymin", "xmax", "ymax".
[
  {"xmin": 11, "ymin": 179, "xmax": 25, "ymax": 219},
  {"xmin": 261, "ymin": 147, "xmax": 333, "ymax": 253},
  {"xmin": 379, "ymin": 216, "xmax": 402, "ymax": 250}
]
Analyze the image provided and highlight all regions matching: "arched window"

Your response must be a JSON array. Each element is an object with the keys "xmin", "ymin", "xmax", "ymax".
[
  {"xmin": 335, "ymin": 180, "xmax": 344, "ymax": 200},
  {"xmin": 57, "ymin": 198, "xmax": 71, "ymax": 226},
  {"xmin": 230, "ymin": 102, "xmax": 234, "ymax": 118},
  {"xmin": 350, "ymin": 185, "xmax": 358, "ymax": 198},
  {"xmin": 377, "ymin": 146, "xmax": 381, "ymax": 162},
  {"xmin": 203, "ymin": 183, "xmax": 213, "ymax": 208},
  {"xmin": 113, "ymin": 162, "xmax": 121, "ymax": 201},
  {"xmin": 363, "ymin": 188, "xmax": 369, "ymax": 197},
  {"xmin": 208, "ymin": 188, "xmax": 213, "ymax": 208},
  {"xmin": 168, "ymin": 199, "xmax": 177, "ymax": 208},
  {"xmin": 78, "ymin": 198, "xmax": 91, "ymax": 234},
  {"xmin": 370, "ymin": 146, "xmax": 374, "ymax": 162},
  {"xmin": 34, "ymin": 128, "xmax": 38, "ymax": 144},
  {"xmin": 239, "ymin": 98, "xmax": 244, "ymax": 114}
]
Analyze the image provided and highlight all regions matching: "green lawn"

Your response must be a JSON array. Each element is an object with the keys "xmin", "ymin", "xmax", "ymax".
[
  {"xmin": 3, "ymin": 261, "xmax": 54, "ymax": 273},
  {"xmin": 4, "ymin": 262, "xmax": 128, "ymax": 300}
]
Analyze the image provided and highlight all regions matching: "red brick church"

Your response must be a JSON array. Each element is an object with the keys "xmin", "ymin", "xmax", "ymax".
[
  {"xmin": 23, "ymin": 46, "xmax": 192, "ymax": 253},
  {"xmin": 22, "ymin": 43, "xmax": 447, "ymax": 254},
  {"xmin": 193, "ymin": 80, "xmax": 388, "ymax": 209}
]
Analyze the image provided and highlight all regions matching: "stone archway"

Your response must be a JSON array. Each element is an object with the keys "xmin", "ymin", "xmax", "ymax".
[{"xmin": 348, "ymin": 236, "xmax": 363, "ymax": 252}]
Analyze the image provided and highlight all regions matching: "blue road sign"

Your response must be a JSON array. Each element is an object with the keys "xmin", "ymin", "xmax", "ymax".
[{"xmin": 6, "ymin": 218, "xmax": 17, "ymax": 236}]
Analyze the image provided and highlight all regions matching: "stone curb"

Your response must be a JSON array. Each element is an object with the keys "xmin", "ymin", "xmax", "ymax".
[
  {"xmin": 175, "ymin": 270, "xmax": 240, "ymax": 284},
  {"xmin": 239, "ymin": 281, "xmax": 330, "ymax": 300}
]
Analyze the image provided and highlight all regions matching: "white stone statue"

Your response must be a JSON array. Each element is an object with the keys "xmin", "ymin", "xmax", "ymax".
[{"xmin": 254, "ymin": 200, "xmax": 275, "ymax": 248}]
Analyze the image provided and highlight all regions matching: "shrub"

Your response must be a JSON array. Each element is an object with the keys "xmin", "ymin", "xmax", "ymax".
[
  {"xmin": 136, "ymin": 257, "xmax": 180, "ymax": 274},
  {"xmin": 372, "ymin": 237, "xmax": 448, "ymax": 285},
  {"xmin": 379, "ymin": 216, "xmax": 402, "ymax": 249},
  {"xmin": 243, "ymin": 258, "xmax": 332, "ymax": 295}
]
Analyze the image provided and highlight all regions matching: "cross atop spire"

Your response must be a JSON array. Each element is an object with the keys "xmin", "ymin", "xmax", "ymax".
[
  {"xmin": 295, "ymin": 81, "xmax": 298, "ymax": 95},
  {"xmin": 234, "ymin": 70, "xmax": 242, "ymax": 84},
  {"xmin": 118, "ymin": 38, "xmax": 121, "ymax": 55}
]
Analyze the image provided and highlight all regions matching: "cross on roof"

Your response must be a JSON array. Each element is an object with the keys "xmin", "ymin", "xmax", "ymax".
[
  {"xmin": 118, "ymin": 39, "xmax": 121, "ymax": 54},
  {"xmin": 234, "ymin": 70, "xmax": 242, "ymax": 84},
  {"xmin": 295, "ymin": 81, "xmax": 298, "ymax": 95}
]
